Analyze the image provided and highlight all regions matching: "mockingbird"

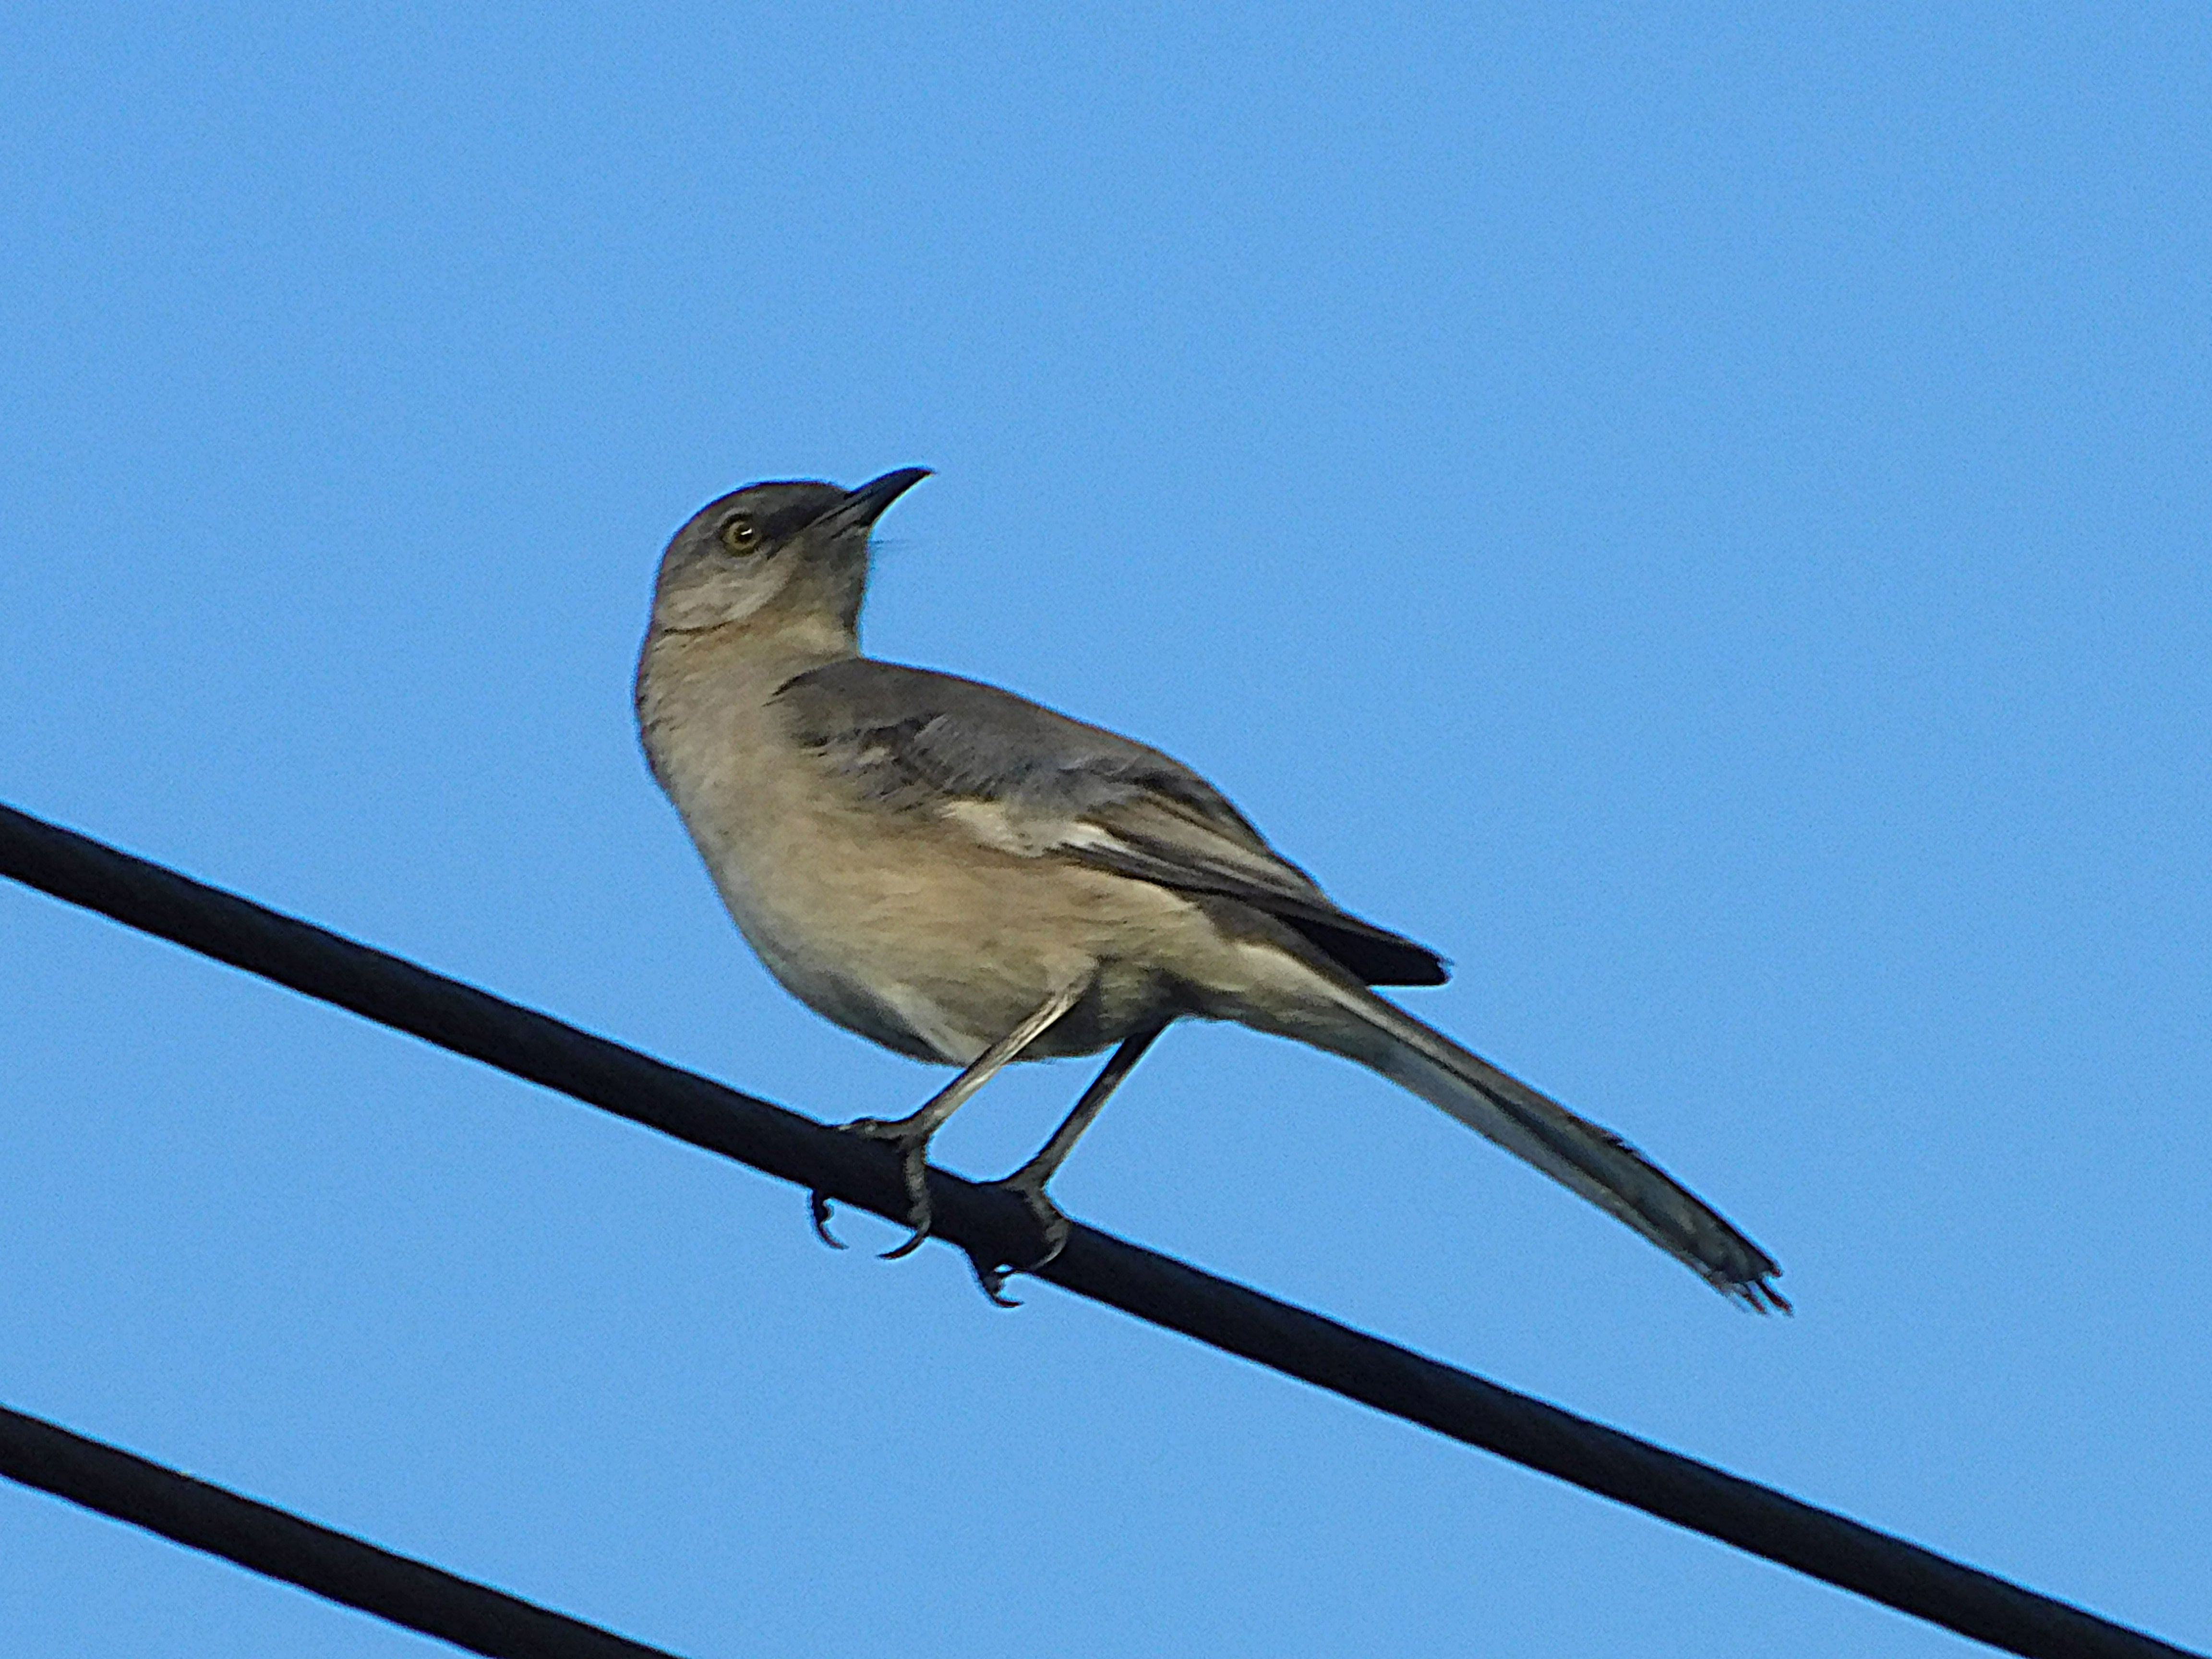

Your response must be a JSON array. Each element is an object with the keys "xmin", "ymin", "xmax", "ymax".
[{"xmin": 635, "ymin": 468, "xmax": 1786, "ymax": 1310}]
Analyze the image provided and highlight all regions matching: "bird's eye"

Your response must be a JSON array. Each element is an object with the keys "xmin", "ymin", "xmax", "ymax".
[{"xmin": 721, "ymin": 516, "xmax": 760, "ymax": 553}]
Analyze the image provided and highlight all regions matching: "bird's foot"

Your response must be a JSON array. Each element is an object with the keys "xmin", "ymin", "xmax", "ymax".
[
  {"xmin": 961, "ymin": 1171, "xmax": 1073, "ymax": 1308},
  {"xmin": 806, "ymin": 1116, "xmax": 937, "ymax": 1257}
]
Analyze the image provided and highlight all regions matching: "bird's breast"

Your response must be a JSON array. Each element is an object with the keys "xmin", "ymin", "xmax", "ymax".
[
  {"xmin": 678, "ymin": 763, "xmax": 1187, "ymax": 1062},
  {"xmin": 638, "ymin": 644, "xmax": 1199, "ymax": 1064}
]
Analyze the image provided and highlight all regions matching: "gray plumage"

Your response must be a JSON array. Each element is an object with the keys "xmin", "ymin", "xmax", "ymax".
[
  {"xmin": 635, "ymin": 468, "xmax": 1786, "ymax": 1310},
  {"xmin": 776, "ymin": 658, "xmax": 1449, "ymax": 987}
]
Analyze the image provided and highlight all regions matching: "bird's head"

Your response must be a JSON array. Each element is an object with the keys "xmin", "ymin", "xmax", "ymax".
[{"xmin": 646, "ymin": 467, "xmax": 930, "ymax": 649}]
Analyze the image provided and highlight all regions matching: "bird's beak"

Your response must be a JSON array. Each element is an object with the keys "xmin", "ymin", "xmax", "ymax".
[{"xmin": 814, "ymin": 467, "xmax": 932, "ymax": 535}]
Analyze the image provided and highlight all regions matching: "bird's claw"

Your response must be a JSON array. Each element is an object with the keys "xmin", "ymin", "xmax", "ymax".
[
  {"xmin": 870, "ymin": 1135, "xmax": 935, "ymax": 1259},
  {"xmin": 807, "ymin": 1116, "xmax": 938, "ymax": 1258},
  {"xmin": 807, "ymin": 1188, "xmax": 846, "ymax": 1249},
  {"xmin": 964, "ymin": 1248, "xmax": 1024, "ymax": 1307},
  {"xmin": 808, "ymin": 1121, "xmax": 1071, "ymax": 1308},
  {"xmin": 1005, "ymin": 1178, "xmax": 1073, "ymax": 1274},
  {"xmin": 878, "ymin": 1215, "xmax": 932, "ymax": 1260},
  {"xmin": 960, "ymin": 1174, "xmax": 1072, "ymax": 1309}
]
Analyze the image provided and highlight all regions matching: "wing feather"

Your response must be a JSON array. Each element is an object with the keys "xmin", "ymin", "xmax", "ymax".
[{"xmin": 775, "ymin": 659, "xmax": 1447, "ymax": 986}]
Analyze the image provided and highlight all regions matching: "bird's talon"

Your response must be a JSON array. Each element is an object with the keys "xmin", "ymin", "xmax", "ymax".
[
  {"xmin": 873, "ymin": 1145, "xmax": 934, "ymax": 1256},
  {"xmin": 879, "ymin": 1222, "xmax": 932, "ymax": 1261},
  {"xmin": 1005, "ymin": 1178, "xmax": 1072, "ymax": 1273},
  {"xmin": 808, "ymin": 1190, "xmax": 847, "ymax": 1249},
  {"xmin": 965, "ymin": 1249, "xmax": 1022, "ymax": 1307},
  {"xmin": 945, "ymin": 1176, "xmax": 1073, "ymax": 1307},
  {"xmin": 1025, "ymin": 1223, "xmax": 1071, "ymax": 1274},
  {"xmin": 824, "ymin": 1117, "xmax": 940, "ymax": 1258}
]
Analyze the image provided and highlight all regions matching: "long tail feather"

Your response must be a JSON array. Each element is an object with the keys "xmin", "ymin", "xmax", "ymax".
[{"xmin": 1296, "ymin": 973, "xmax": 1787, "ymax": 1310}]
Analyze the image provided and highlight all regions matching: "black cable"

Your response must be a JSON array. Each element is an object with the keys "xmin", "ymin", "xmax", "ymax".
[
  {"xmin": 1, "ymin": 799, "xmax": 2200, "ymax": 1659},
  {"xmin": 0, "ymin": 1402, "xmax": 684, "ymax": 1659}
]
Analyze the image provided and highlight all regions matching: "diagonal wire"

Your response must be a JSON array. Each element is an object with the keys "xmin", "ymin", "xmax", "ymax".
[
  {"xmin": 0, "ymin": 1403, "xmax": 684, "ymax": 1659},
  {"xmin": 1, "ymin": 799, "xmax": 2201, "ymax": 1659}
]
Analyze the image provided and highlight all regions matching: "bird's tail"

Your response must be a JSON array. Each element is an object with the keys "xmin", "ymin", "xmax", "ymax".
[{"xmin": 1257, "ymin": 960, "xmax": 1787, "ymax": 1310}]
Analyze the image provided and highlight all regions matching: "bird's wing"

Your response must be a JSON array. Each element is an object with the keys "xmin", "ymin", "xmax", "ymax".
[{"xmin": 773, "ymin": 659, "xmax": 1447, "ymax": 986}]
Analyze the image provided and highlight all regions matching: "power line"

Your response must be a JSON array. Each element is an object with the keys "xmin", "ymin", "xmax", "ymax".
[
  {"xmin": 0, "ymin": 1402, "xmax": 684, "ymax": 1659},
  {"xmin": 2, "ymin": 799, "xmax": 2201, "ymax": 1659}
]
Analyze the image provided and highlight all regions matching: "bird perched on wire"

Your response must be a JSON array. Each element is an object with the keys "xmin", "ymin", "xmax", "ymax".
[{"xmin": 634, "ymin": 468, "xmax": 1786, "ymax": 1311}]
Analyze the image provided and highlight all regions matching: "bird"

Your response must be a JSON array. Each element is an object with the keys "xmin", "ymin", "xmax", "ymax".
[{"xmin": 634, "ymin": 468, "xmax": 1786, "ymax": 1311}]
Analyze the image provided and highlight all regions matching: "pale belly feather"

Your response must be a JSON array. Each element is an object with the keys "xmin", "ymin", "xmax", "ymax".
[{"xmin": 673, "ymin": 745, "xmax": 1197, "ymax": 1065}]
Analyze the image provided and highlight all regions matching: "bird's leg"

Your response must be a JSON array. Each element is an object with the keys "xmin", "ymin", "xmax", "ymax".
[
  {"xmin": 964, "ymin": 1025, "xmax": 1165, "ymax": 1306},
  {"xmin": 808, "ymin": 979, "xmax": 1088, "ymax": 1259}
]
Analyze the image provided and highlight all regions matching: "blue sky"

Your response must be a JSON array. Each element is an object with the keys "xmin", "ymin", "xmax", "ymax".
[{"xmin": 3, "ymin": 5, "xmax": 2207, "ymax": 1655}]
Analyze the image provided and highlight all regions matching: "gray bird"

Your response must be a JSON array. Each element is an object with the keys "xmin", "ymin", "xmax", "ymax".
[{"xmin": 635, "ymin": 468, "xmax": 1786, "ymax": 1311}]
